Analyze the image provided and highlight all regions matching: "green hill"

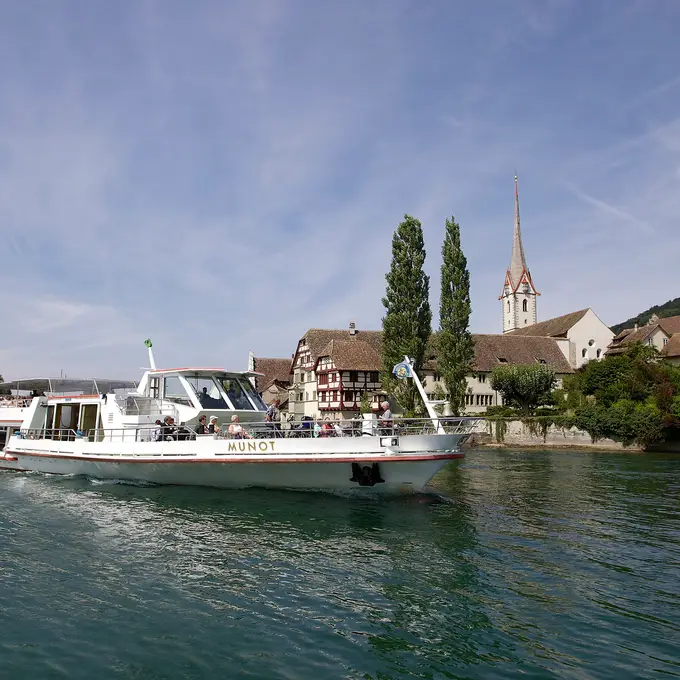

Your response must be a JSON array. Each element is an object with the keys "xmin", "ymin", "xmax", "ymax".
[{"xmin": 611, "ymin": 297, "xmax": 680, "ymax": 335}]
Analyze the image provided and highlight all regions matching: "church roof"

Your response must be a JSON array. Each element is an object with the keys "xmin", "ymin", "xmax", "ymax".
[{"xmin": 507, "ymin": 309, "xmax": 590, "ymax": 338}]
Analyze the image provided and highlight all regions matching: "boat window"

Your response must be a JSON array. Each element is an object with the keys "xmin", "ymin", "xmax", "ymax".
[
  {"xmin": 163, "ymin": 376, "xmax": 193, "ymax": 406},
  {"xmin": 238, "ymin": 377, "xmax": 267, "ymax": 412},
  {"xmin": 220, "ymin": 377, "xmax": 255, "ymax": 410},
  {"xmin": 184, "ymin": 375, "xmax": 228, "ymax": 409}
]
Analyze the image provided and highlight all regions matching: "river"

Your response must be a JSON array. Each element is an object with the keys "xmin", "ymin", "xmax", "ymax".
[{"xmin": 1, "ymin": 449, "xmax": 678, "ymax": 679}]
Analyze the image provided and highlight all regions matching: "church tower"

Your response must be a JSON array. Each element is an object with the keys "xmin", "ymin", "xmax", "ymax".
[{"xmin": 500, "ymin": 175, "xmax": 539, "ymax": 332}]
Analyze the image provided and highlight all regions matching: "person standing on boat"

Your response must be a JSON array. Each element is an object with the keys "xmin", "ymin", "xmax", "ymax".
[
  {"xmin": 266, "ymin": 399, "xmax": 281, "ymax": 435},
  {"xmin": 379, "ymin": 401, "xmax": 393, "ymax": 435}
]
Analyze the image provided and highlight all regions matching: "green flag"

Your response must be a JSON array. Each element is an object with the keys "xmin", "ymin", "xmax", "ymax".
[{"xmin": 144, "ymin": 338, "xmax": 153, "ymax": 348}]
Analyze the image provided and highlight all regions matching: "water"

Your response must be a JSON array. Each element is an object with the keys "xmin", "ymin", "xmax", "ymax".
[{"xmin": 1, "ymin": 450, "xmax": 679, "ymax": 680}]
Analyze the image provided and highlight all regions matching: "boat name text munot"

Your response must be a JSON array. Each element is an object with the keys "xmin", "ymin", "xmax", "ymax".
[{"xmin": 227, "ymin": 440, "xmax": 276, "ymax": 452}]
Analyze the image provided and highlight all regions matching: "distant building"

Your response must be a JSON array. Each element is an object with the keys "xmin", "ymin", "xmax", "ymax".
[
  {"xmin": 608, "ymin": 313, "xmax": 680, "ymax": 359},
  {"xmin": 250, "ymin": 355, "xmax": 292, "ymax": 414},
  {"xmin": 422, "ymin": 334, "xmax": 573, "ymax": 412},
  {"xmin": 508, "ymin": 308, "xmax": 613, "ymax": 368},
  {"xmin": 500, "ymin": 176, "xmax": 539, "ymax": 333}
]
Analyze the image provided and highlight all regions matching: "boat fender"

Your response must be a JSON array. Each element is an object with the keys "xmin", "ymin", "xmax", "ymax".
[{"xmin": 349, "ymin": 462, "xmax": 385, "ymax": 487}]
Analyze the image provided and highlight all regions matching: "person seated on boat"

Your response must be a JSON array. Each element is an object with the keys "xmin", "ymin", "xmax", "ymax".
[
  {"xmin": 379, "ymin": 401, "xmax": 393, "ymax": 434},
  {"xmin": 228, "ymin": 415, "xmax": 252, "ymax": 439},
  {"xmin": 319, "ymin": 420, "xmax": 334, "ymax": 438},
  {"xmin": 208, "ymin": 416, "xmax": 220, "ymax": 435},
  {"xmin": 195, "ymin": 415, "xmax": 208, "ymax": 435},
  {"xmin": 333, "ymin": 421, "xmax": 344, "ymax": 437},
  {"xmin": 153, "ymin": 420, "xmax": 163, "ymax": 441},
  {"xmin": 162, "ymin": 415, "xmax": 177, "ymax": 440}
]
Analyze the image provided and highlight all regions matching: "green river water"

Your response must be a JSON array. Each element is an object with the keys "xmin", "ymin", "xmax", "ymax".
[{"xmin": 0, "ymin": 449, "xmax": 678, "ymax": 679}]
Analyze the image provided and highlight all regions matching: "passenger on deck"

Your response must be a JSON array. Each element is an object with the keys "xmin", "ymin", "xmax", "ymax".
[
  {"xmin": 266, "ymin": 399, "xmax": 281, "ymax": 433},
  {"xmin": 195, "ymin": 415, "xmax": 207, "ymax": 435},
  {"xmin": 208, "ymin": 416, "xmax": 220, "ymax": 435},
  {"xmin": 228, "ymin": 415, "xmax": 252, "ymax": 439},
  {"xmin": 153, "ymin": 420, "xmax": 163, "ymax": 441},
  {"xmin": 379, "ymin": 401, "xmax": 393, "ymax": 434},
  {"xmin": 162, "ymin": 416, "xmax": 177, "ymax": 440}
]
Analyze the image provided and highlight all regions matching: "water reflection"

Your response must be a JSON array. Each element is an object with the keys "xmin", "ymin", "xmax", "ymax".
[{"xmin": 1, "ymin": 451, "xmax": 679, "ymax": 680}]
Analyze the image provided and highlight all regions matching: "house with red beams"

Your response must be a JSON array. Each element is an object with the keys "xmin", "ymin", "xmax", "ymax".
[{"xmin": 288, "ymin": 323, "xmax": 386, "ymax": 420}]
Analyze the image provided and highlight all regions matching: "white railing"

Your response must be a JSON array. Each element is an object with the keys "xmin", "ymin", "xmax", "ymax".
[{"xmin": 216, "ymin": 417, "xmax": 481, "ymax": 440}]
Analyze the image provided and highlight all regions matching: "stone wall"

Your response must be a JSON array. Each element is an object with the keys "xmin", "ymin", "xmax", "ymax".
[{"xmin": 466, "ymin": 418, "xmax": 639, "ymax": 451}]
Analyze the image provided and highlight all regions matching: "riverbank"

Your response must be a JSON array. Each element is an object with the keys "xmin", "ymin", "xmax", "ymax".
[{"xmin": 466, "ymin": 419, "xmax": 641, "ymax": 451}]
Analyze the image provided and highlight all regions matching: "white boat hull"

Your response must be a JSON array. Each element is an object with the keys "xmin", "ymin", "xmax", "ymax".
[{"xmin": 0, "ymin": 434, "xmax": 465, "ymax": 493}]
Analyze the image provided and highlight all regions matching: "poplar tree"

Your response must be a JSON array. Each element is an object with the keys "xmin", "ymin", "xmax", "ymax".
[
  {"xmin": 438, "ymin": 216, "xmax": 474, "ymax": 415},
  {"xmin": 381, "ymin": 214, "xmax": 432, "ymax": 414}
]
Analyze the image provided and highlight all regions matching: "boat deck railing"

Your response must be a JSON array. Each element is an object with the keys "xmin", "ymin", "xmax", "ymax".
[
  {"xmin": 15, "ymin": 417, "xmax": 480, "ymax": 444},
  {"xmin": 218, "ymin": 416, "xmax": 481, "ymax": 439}
]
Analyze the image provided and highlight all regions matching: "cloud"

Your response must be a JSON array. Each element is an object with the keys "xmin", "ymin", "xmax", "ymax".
[{"xmin": 0, "ymin": 0, "xmax": 678, "ymax": 379}]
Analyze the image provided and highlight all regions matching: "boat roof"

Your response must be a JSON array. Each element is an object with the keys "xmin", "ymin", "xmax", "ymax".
[
  {"xmin": 0, "ymin": 378, "xmax": 137, "ymax": 393},
  {"xmin": 149, "ymin": 367, "xmax": 264, "ymax": 377}
]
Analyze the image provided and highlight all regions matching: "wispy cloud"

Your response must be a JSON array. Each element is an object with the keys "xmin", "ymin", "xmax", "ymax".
[{"xmin": 0, "ymin": 0, "xmax": 678, "ymax": 379}]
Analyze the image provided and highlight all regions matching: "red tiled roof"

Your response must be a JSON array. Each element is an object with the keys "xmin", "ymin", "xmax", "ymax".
[
  {"xmin": 316, "ymin": 339, "xmax": 382, "ymax": 371},
  {"xmin": 507, "ymin": 309, "xmax": 590, "ymax": 338},
  {"xmin": 661, "ymin": 333, "xmax": 680, "ymax": 358},
  {"xmin": 252, "ymin": 357, "xmax": 292, "ymax": 393}
]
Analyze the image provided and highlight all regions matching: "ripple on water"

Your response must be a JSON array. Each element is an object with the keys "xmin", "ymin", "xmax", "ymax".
[{"xmin": 1, "ymin": 450, "xmax": 679, "ymax": 679}]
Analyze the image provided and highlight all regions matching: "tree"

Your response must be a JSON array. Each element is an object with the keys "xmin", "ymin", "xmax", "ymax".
[
  {"xmin": 438, "ymin": 216, "xmax": 474, "ymax": 415},
  {"xmin": 430, "ymin": 383, "xmax": 448, "ymax": 415},
  {"xmin": 489, "ymin": 364, "xmax": 557, "ymax": 415},
  {"xmin": 359, "ymin": 391, "xmax": 372, "ymax": 414},
  {"xmin": 381, "ymin": 214, "xmax": 432, "ymax": 415},
  {"xmin": 570, "ymin": 344, "xmax": 680, "ymax": 447}
]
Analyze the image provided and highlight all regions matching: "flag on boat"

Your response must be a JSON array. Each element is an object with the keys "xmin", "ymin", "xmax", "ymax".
[
  {"xmin": 144, "ymin": 338, "xmax": 153, "ymax": 348},
  {"xmin": 392, "ymin": 361, "xmax": 413, "ymax": 379}
]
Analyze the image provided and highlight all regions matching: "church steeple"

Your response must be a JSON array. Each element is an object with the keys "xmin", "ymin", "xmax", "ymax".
[
  {"xmin": 509, "ymin": 175, "xmax": 528, "ymax": 289},
  {"xmin": 500, "ymin": 175, "xmax": 539, "ymax": 333}
]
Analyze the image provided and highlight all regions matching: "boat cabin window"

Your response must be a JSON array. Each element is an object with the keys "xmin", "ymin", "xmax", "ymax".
[
  {"xmin": 239, "ymin": 377, "xmax": 267, "ymax": 411},
  {"xmin": 162, "ymin": 376, "xmax": 193, "ymax": 406},
  {"xmin": 149, "ymin": 377, "xmax": 160, "ymax": 399},
  {"xmin": 185, "ymin": 375, "xmax": 228, "ymax": 409},
  {"xmin": 219, "ymin": 377, "xmax": 266, "ymax": 411}
]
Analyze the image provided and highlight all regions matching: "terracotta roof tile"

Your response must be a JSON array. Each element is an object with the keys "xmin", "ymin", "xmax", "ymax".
[
  {"xmin": 316, "ymin": 339, "xmax": 382, "ymax": 371},
  {"xmin": 661, "ymin": 333, "xmax": 680, "ymax": 358},
  {"xmin": 605, "ymin": 326, "xmax": 658, "ymax": 355},
  {"xmin": 424, "ymin": 332, "xmax": 572, "ymax": 373},
  {"xmin": 301, "ymin": 329, "xmax": 382, "ymax": 362},
  {"xmin": 252, "ymin": 357, "xmax": 292, "ymax": 392},
  {"xmin": 659, "ymin": 315, "xmax": 680, "ymax": 335},
  {"xmin": 507, "ymin": 309, "xmax": 590, "ymax": 338}
]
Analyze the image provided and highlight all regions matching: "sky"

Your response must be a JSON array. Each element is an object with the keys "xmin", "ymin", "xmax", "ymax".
[{"xmin": 1, "ymin": 0, "xmax": 679, "ymax": 380}]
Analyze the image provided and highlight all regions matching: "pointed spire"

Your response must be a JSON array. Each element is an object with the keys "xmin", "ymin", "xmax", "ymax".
[{"xmin": 508, "ymin": 174, "xmax": 528, "ymax": 288}]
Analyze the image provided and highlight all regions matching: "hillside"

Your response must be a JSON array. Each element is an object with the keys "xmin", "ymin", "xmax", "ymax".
[{"xmin": 611, "ymin": 297, "xmax": 680, "ymax": 335}]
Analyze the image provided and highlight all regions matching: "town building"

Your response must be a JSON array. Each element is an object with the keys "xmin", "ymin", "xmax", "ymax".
[
  {"xmin": 288, "ymin": 323, "xmax": 386, "ymax": 420},
  {"xmin": 422, "ymin": 334, "xmax": 573, "ymax": 412},
  {"xmin": 500, "ymin": 176, "xmax": 539, "ymax": 333},
  {"xmin": 508, "ymin": 308, "xmax": 613, "ymax": 368},
  {"xmin": 607, "ymin": 314, "xmax": 680, "ymax": 358},
  {"xmin": 248, "ymin": 354, "xmax": 292, "ymax": 415}
]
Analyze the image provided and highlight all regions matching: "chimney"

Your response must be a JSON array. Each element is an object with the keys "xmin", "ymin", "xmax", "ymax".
[
  {"xmin": 634, "ymin": 322, "xmax": 638, "ymax": 331},
  {"xmin": 349, "ymin": 321, "xmax": 357, "ymax": 336}
]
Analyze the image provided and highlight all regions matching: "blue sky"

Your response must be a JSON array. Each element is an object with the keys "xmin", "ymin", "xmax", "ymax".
[{"xmin": 1, "ymin": 0, "xmax": 679, "ymax": 379}]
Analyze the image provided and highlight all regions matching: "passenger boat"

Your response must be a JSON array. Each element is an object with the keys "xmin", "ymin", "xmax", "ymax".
[{"xmin": 0, "ymin": 343, "xmax": 478, "ymax": 493}]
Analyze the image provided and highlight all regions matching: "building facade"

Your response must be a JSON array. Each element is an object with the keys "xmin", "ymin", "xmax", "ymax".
[
  {"xmin": 509, "ymin": 308, "xmax": 614, "ymax": 369},
  {"xmin": 500, "ymin": 176, "xmax": 539, "ymax": 333}
]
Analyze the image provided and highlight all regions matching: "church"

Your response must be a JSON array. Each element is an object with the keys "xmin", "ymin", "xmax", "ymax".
[{"xmin": 252, "ymin": 176, "xmax": 614, "ymax": 417}]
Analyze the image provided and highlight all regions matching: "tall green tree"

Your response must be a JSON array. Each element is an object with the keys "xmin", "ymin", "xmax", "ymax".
[
  {"xmin": 438, "ymin": 216, "xmax": 474, "ymax": 415},
  {"xmin": 381, "ymin": 214, "xmax": 432, "ymax": 414}
]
